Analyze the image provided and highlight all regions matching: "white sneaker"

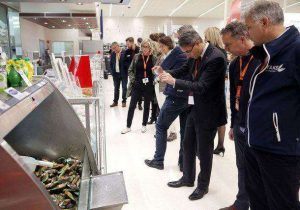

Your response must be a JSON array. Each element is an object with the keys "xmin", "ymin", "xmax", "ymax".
[
  {"xmin": 121, "ymin": 127, "xmax": 131, "ymax": 134},
  {"xmin": 141, "ymin": 126, "xmax": 147, "ymax": 133}
]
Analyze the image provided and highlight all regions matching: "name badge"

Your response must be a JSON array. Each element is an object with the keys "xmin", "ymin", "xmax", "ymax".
[
  {"xmin": 142, "ymin": 78, "xmax": 149, "ymax": 84},
  {"xmin": 188, "ymin": 95, "xmax": 194, "ymax": 105}
]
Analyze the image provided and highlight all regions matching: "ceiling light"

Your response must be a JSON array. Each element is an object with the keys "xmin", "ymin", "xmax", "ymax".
[
  {"xmin": 169, "ymin": 0, "xmax": 190, "ymax": 17},
  {"xmin": 109, "ymin": 4, "xmax": 113, "ymax": 17},
  {"xmin": 136, "ymin": 0, "xmax": 149, "ymax": 17},
  {"xmin": 62, "ymin": 20, "xmax": 66, "ymax": 23},
  {"xmin": 68, "ymin": 24, "xmax": 71, "ymax": 27},
  {"xmin": 82, "ymin": 17, "xmax": 87, "ymax": 20},
  {"xmin": 287, "ymin": 2, "xmax": 300, "ymax": 8},
  {"xmin": 60, "ymin": 0, "xmax": 66, "ymax": 2},
  {"xmin": 86, "ymin": 22, "xmax": 89, "ymax": 25},
  {"xmin": 198, "ymin": 1, "xmax": 224, "ymax": 18},
  {"xmin": 77, "ymin": 2, "xmax": 83, "ymax": 5},
  {"xmin": 44, "ymin": 22, "xmax": 48, "ymax": 25}
]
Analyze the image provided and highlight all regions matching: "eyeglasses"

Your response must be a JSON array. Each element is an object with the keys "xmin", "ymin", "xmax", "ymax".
[{"xmin": 184, "ymin": 43, "xmax": 196, "ymax": 54}]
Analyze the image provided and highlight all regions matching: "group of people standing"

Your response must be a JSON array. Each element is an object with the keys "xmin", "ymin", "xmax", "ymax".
[{"xmin": 109, "ymin": 1, "xmax": 299, "ymax": 209}]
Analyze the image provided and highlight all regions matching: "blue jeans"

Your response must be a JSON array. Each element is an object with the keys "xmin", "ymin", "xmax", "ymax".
[{"xmin": 153, "ymin": 96, "xmax": 189, "ymax": 164}]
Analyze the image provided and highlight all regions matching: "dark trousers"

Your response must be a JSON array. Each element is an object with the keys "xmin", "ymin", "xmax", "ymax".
[
  {"xmin": 233, "ymin": 124, "xmax": 249, "ymax": 210},
  {"xmin": 149, "ymin": 100, "xmax": 158, "ymax": 121},
  {"xmin": 153, "ymin": 96, "xmax": 188, "ymax": 165},
  {"xmin": 113, "ymin": 75, "xmax": 128, "ymax": 103},
  {"xmin": 182, "ymin": 112, "xmax": 217, "ymax": 189},
  {"xmin": 245, "ymin": 146, "xmax": 300, "ymax": 210},
  {"xmin": 127, "ymin": 83, "xmax": 153, "ymax": 127}
]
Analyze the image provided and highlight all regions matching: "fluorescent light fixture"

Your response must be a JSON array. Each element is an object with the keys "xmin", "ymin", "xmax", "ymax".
[
  {"xmin": 86, "ymin": 22, "xmax": 89, "ymax": 25},
  {"xmin": 109, "ymin": 4, "xmax": 113, "ymax": 17},
  {"xmin": 136, "ymin": 0, "xmax": 149, "ymax": 18},
  {"xmin": 198, "ymin": 1, "xmax": 225, "ymax": 18},
  {"xmin": 77, "ymin": 2, "xmax": 83, "ymax": 5},
  {"xmin": 82, "ymin": 17, "xmax": 87, "ymax": 20},
  {"xmin": 68, "ymin": 24, "xmax": 71, "ymax": 27},
  {"xmin": 287, "ymin": 2, "xmax": 300, "ymax": 8},
  {"xmin": 44, "ymin": 22, "xmax": 48, "ymax": 25},
  {"xmin": 169, "ymin": 0, "xmax": 190, "ymax": 17},
  {"xmin": 62, "ymin": 20, "xmax": 66, "ymax": 23}
]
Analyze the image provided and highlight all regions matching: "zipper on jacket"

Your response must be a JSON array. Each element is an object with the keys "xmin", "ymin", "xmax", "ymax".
[
  {"xmin": 247, "ymin": 44, "xmax": 271, "ymax": 147},
  {"xmin": 272, "ymin": 112, "xmax": 281, "ymax": 142}
]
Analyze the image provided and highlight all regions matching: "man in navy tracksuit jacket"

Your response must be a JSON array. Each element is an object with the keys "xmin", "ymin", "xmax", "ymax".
[{"xmin": 244, "ymin": 1, "xmax": 300, "ymax": 210}]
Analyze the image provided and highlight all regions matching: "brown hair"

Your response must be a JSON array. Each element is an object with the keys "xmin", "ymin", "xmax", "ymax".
[
  {"xmin": 158, "ymin": 36, "xmax": 174, "ymax": 50},
  {"xmin": 126, "ymin": 37, "xmax": 134, "ymax": 43},
  {"xmin": 149, "ymin": 33, "xmax": 160, "ymax": 42}
]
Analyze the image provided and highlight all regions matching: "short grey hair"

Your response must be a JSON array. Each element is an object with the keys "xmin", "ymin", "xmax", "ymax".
[
  {"xmin": 111, "ymin": 41, "xmax": 119, "ymax": 46},
  {"xmin": 243, "ymin": 0, "xmax": 284, "ymax": 25},
  {"xmin": 177, "ymin": 25, "xmax": 195, "ymax": 37},
  {"xmin": 178, "ymin": 30, "xmax": 203, "ymax": 47},
  {"xmin": 220, "ymin": 21, "xmax": 249, "ymax": 39}
]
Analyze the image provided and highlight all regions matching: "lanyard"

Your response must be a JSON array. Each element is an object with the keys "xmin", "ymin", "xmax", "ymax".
[
  {"xmin": 142, "ymin": 55, "xmax": 150, "ymax": 78},
  {"xmin": 193, "ymin": 58, "xmax": 200, "ymax": 79},
  {"xmin": 236, "ymin": 55, "xmax": 254, "ymax": 98}
]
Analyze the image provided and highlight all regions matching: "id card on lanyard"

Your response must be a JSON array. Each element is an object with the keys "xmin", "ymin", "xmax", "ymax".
[
  {"xmin": 235, "ymin": 55, "xmax": 253, "ymax": 110},
  {"xmin": 142, "ymin": 55, "xmax": 150, "ymax": 85},
  {"xmin": 189, "ymin": 59, "xmax": 200, "ymax": 105}
]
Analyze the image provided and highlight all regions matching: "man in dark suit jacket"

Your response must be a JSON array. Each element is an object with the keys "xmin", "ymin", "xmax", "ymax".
[
  {"xmin": 156, "ymin": 30, "xmax": 227, "ymax": 200},
  {"xmin": 110, "ymin": 42, "xmax": 127, "ymax": 107}
]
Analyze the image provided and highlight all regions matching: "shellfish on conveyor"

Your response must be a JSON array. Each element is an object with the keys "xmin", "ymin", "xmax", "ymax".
[{"xmin": 34, "ymin": 157, "xmax": 83, "ymax": 209}]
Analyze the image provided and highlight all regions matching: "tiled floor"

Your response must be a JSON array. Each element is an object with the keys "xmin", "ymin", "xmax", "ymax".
[{"xmin": 104, "ymin": 76, "xmax": 237, "ymax": 210}]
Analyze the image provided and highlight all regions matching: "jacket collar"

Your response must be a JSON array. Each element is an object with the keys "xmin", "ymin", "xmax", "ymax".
[{"xmin": 250, "ymin": 25, "xmax": 299, "ymax": 61}]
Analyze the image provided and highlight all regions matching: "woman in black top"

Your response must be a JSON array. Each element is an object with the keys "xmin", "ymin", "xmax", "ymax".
[
  {"xmin": 204, "ymin": 27, "xmax": 228, "ymax": 156},
  {"xmin": 122, "ymin": 39, "xmax": 157, "ymax": 134}
]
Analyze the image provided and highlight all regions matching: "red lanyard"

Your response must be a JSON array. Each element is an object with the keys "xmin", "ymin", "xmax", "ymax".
[
  {"xmin": 142, "ymin": 55, "xmax": 150, "ymax": 78},
  {"xmin": 236, "ymin": 55, "xmax": 254, "ymax": 98},
  {"xmin": 193, "ymin": 58, "xmax": 200, "ymax": 79}
]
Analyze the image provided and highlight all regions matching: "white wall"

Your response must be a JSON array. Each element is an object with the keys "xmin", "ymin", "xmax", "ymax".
[
  {"xmin": 20, "ymin": 18, "xmax": 91, "ymax": 56},
  {"xmin": 20, "ymin": 18, "xmax": 47, "ymax": 55},
  {"xmin": 103, "ymin": 17, "xmax": 224, "ymax": 43},
  {"xmin": 20, "ymin": 16, "xmax": 224, "ymax": 55}
]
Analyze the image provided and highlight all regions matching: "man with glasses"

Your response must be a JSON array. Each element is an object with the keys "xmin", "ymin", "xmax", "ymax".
[{"xmin": 154, "ymin": 30, "xmax": 227, "ymax": 200}]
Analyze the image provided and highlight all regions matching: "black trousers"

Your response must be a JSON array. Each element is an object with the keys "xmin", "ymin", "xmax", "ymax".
[
  {"xmin": 245, "ymin": 146, "xmax": 300, "ymax": 210},
  {"xmin": 233, "ymin": 124, "xmax": 249, "ymax": 210},
  {"xmin": 113, "ymin": 75, "xmax": 128, "ymax": 103},
  {"xmin": 127, "ymin": 83, "xmax": 154, "ymax": 127},
  {"xmin": 182, "ymin": 112, "xmax": 217, "ymax": 190}
]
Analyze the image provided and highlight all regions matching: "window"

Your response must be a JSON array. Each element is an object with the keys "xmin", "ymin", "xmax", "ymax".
[
  {"xmin": 52, "ymin": 41, "xmax": 74, "ymax": 56},
  {"xmin": 8, "ymin": 8, "xmax": 22, "ymax": 59},
  {"xmin": 0, "ymin": 4, "xmax": 9, "ymax": 57}
]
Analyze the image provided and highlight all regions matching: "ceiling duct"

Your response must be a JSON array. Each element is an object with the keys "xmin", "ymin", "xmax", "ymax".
[{"xmin": 100, "ymin": 0, "xmax": 130, "ymax": 5}]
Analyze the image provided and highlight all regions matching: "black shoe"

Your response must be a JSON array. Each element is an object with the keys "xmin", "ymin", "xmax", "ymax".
[
  {"xmin": 179, "ymin": 163, "xmax": 183, "ymax": 172},
  {"xmin": 213, "ymin": 147, "xmax": 225, "ymax": 157},
  {"xmin": 188, "ymin": 188, "xmax": 208, "ymax": 200},
  {"xmin": 144, "ymin": 159, "xmax": 164, "ymax": 170},
  {"xmin": 110, "ymin": 102, "xmax": 118, "ymax": 107},
  {"xmin": 167, "ymin": 178, "xmax": 194, "ymax": 188},
  {"xmin": 219, "ymin": 204, "xmax": 238, "ymax": 210},
  {"xmin": 147, "ymin": 119, "xmax": 156, "ymax": 124},
  {"xmin": 138, "ymin": 104, "xmax": 143, "ymax": 110}
]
